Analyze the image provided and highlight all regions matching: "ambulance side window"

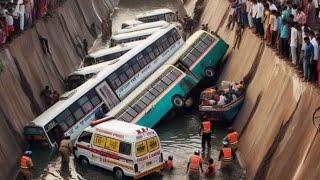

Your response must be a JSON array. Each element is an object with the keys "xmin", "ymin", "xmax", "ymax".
[{"xmin": 78, "ymin": 131, "xmax": 92, "ymax": 143}]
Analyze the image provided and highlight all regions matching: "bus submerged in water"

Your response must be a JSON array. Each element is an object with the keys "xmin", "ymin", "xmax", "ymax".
[
  {"xmin": 106, "ymin": 30, "xmax": 229, "ymax": 128},
  {"xmin": 24, "ymin": 24, "xmax": 184, "ymax": 148}
]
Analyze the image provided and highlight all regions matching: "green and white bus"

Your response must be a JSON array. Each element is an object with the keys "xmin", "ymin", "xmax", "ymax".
[{"xmin": 106, "ymin": 30, "xmax": 229, "ymax": 127}]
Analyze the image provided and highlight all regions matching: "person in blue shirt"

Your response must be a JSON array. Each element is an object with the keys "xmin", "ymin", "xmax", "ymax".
[
  {"xmin": 303, "ymin": 36, "xmax": 314, "ymax": 81},
  {"xmin": 279, "ymin": 19, "xmax": 290, "ymax": 58}
]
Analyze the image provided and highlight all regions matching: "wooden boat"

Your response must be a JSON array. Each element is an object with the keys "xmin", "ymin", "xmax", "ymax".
[{"xmin": 198, "ymin": 81, "xmax": 245, "ymax": 123}]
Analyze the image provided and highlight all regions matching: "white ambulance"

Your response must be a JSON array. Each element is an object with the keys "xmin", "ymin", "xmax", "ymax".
[{"xmin": 73, "ymin": 117, "xmax": 164, "ymax": 179}]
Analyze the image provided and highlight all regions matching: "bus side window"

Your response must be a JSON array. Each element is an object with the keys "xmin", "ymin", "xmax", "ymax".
[
  {"xmin": 78, "ymin": 131, "xmax": 93, "ymax": 143},
  {"xmin": 78, "ymin": 96, "xmax": 93, "ymax": 113}
]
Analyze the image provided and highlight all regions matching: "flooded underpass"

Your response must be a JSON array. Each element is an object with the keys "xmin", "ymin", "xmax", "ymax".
[{"xmin": 25, "ymin": 1, "xmax": 246, "ymax": 179}]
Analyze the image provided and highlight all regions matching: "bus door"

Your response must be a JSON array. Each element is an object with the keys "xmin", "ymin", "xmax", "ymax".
[
  {"xmin": 175, "ymin": 63, "xmax": 199, "ymax": 83},
  {"xmin": 95, "ymin": 81, "xmax": 120, "ymax": 110}
]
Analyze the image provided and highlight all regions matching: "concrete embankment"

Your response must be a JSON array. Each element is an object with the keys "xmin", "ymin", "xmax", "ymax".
[
  {"xmin": 0, "ymin": 0, "xmax": 117, "ymax": 179},
  {"xmin": 199, "ymin": 0, "xmax": 320, "ymax": 179}
]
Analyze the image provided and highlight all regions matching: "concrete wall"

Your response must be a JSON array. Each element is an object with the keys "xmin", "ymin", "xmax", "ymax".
[
  {"xmin": 0, "ymin": 0, "xmax": 117, "ymax": 179},
  {"xmin": 200, "ymin": 0, "xmax": 320, "ymax": 179}
]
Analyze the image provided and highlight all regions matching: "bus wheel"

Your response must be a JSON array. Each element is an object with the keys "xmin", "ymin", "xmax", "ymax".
[
  {"xmin": 79, "ymin": 156, "xmax": 90, "ymax": 166},
  {"xmin": 205, "ymin": 67, "xmax": 215, "ymax": 78},
  {"xmin": 172, "ymin": 95, "xmax": 185, "ymax": 108},
  {"xmin": 113, "ymin": 167, "xmax": 124, "ymax": 179}
]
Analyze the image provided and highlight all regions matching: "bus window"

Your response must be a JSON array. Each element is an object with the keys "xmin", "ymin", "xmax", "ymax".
[
  {"xmin": 120, "ymin": 111, "xmax": 134, "ymax": 122},
  {"xmin": 190, "ymin": 48, "xmax": 202, "ymax": 58},
  {"xmin": 126, "ymin": 107, "xmax": 138, "ymax": 117},
  {"xmin": 83, "ymin": 57, "xmax": 96, "ymax": 67},
  {"xmin": 146, "ymin": 137, "xmax": 159, "ymax": 152},
  {"xmin": 87, "ymin": 90, "xmax": 102, "ymax": 107},
  {"xmin": 78, "ymin": 96, "xmax": 93, "ymax": 113},
  {"xmin": 119, "ymin": 142, "xmax": 131, "ymax": 155},
  {"xmin": 149, "ymin": 87, "xmax": 160, "ymax": 97},
  {"xmin": 78, "ymin": 131, "xmax": 93, "ymax": 143},
  {"xmin": 140, "ymin": 96, "xmax": 151, "ymax": 105},
  {"xmin": 135, "ymin": 140, "xmax": 148, "ymax": 157},
  {"xmin": 144, "ymin": 91, "xmax": 155, "ymax": 101},
  {"xmin": 131, "ymin": 103, "xmax": 143, "ymax": 113},
  {"xmin": 161, "ymin": 76, "xmax": 173, "ymax": 85}
]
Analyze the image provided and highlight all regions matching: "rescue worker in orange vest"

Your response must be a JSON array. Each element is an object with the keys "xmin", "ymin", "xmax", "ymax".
[
  {"xmin": 223, "ymin": 127, "xmax": 239, "ymax": 152},
  {"xmin": 186, "ymin": 150, "xmax": 203, "ymax": 176},
  {"xmin": 218, "ymin": 141, "xmax": 235, "ymax": 169},
  {"xmin": 205, "ymin": 158, "xmax": 216, "ymax": 177},
  {"xmin": 20, "ymin": 150, "xmax": 34, "ymax": 180},
  {"xmin": 165, "ymin": 156, "xmax": 173, "ymax": 170},
  {"xmin": 199, "ymin": 119, "xmax": 212, "ymax": 149},
  {"xmin": 59, "ymin": 136, "xmax": 72, "ymax": 162}
]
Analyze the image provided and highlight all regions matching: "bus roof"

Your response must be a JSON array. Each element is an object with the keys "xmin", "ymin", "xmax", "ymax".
[
  {"xmin": 136, "ymin": 8, "xmax": 174, "ymax": 19},
  {"xmin": 113, "ymin": 21, "xmax": 169, "ymax": 35},
  {"xmin": 69, "ymin": 60, "xmax": 119, "ymax": 76},
  {"xmin": 111, "ymin": 26, "xmax": 165, "ymax": 41},
  {"xmin": 86, "ymin": 119, "xmax": 156, "ymax": 142},
  {"xmin": 122, "ymin": 20, "xmax": 143, "ymax": 26},
  {"xmin": 86, "ymin": 41, "xmax": 142, "ymax": 59},
  {"xmin": 165, "ymin": 30, "xmax": 215, "ymax": 65},
  {"xmin": 28, "ymin": 24, "xmax": 179, "ymax": 128}
]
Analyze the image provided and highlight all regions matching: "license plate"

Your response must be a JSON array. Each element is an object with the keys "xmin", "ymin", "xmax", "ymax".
[{"xmin": 146, "ymin": 161, "xmax": 152, "ymax": 166}]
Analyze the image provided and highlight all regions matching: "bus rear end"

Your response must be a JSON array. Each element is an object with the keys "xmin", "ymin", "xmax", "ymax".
[
  {"xmin": 24, "ymin": 126, "xmax": 51, "ymax": 147},
  {"xmin": 133, "ymin": 130, "xmax": 164, "ymax": 179}
]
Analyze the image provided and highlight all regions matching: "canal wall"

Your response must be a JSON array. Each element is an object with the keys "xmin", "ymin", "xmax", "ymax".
[
  {"xmin": 0, "ymin": 0, "xmax": 117, "ymax": 179},
  {"xmin": 200, "ymin": 0, "xmax": 320, "ymax": 179}
]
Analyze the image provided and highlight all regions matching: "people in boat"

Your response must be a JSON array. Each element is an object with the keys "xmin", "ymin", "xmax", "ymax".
[
  {"xmin": 223, "ymin": 127, "xmax": 239, "ymax": 153},
  {"xmin": 205, "ymin": 158, "xmax": 216, "ymax": 177},
  {"xmin": 165, "ymin": 156, "xmax": 173, "ymax": 170},
  {"xmin": 217, "ymin": 93, "xmax": 227, "ymax": 106},
  {"xmin": 186, "ymin": 150, "xmax": 203, "ymax": 177},
  {"xmin": 218, "ymin": 141, "xmax": 235, "ymax": 169}
]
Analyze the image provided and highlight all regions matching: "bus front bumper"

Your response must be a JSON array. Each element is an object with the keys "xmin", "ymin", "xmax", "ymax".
[{"xmin": 133, "ymin": 162, "xmax": 165, "ymax": 179}]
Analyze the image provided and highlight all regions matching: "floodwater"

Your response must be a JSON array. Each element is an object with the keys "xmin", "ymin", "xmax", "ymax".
[{"xmin": 25, "ymin": 0, "xmax": 245, "ymax": 179}]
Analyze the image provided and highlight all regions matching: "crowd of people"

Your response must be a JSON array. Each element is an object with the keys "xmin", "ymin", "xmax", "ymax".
[
  {"xmin": 228, "ymin": 0, "xmax": 320, "ymax": 85},
  {"xmin": 0, "ymin": 0, "xmax": 64, "ymax": 48}
]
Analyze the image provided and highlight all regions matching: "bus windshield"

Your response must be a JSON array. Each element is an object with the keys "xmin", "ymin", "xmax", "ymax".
[{"xmin": 24, "ymin": 126, "xmax": 49, "ymax": 147}]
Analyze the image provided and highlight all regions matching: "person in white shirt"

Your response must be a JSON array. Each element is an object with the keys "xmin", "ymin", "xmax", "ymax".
[
  {"xmin": 217, "ymin": 95, "xmax": 227, "ymax": 106},
  {"xmin": 252, "ymin": 0, "xmax": 257, "ymax": 31},
  {"xmin": 16, "ymin": 0, "xmax": 28, "ymax": 31},
  {"xmin": 309, "ymin": 31, "xmax": 319, "ymax": 82},
  {"xmin": 313, "ymin": 0, "xmax": 319, "ymax": 16},
  {"xmin": 291, "ymin": 4, "xmax": 298, "ymax": 22},
  {"xmin": 269, "ymin": 10, "xmax": 278, "ymax": 46},
  {"xmin": 247, "ymin": 0, "xmax": 253, "ymax": 28},
  {"xmin": 290, "ymin": 23, "xmax": 299, "ymax": 65},
  {"xmin": 255, "ymin": 0, "xmax": 264, "ymax": 36}
]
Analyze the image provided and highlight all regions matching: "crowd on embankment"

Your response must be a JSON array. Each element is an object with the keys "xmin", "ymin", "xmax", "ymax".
[
  {"xmin": 227, "ymin": 0, "xmax": 320, "ymax": 86},
  {"xmin": 0, "ymin": 0, "xmax": 68, "ymax": 48}
]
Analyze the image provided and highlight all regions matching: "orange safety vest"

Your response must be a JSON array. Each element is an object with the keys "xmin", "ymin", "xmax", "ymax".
[
  {"xmin": 205, "ymin": 163, "xmax": 216, "ymax": 176},
  {"xmin": 189, "ymin": 155, "xmax": 201, "ymax": 170},
  {"xmin": 165, "ymin": 160, "xmax": 173, "ymax": 169},
  {"xmin": 202, "ymin": 121, "xmax": 211, "ymax": 134},
  {"xmin": 20, "ymin": 156, "xmax": 30, "ymax": 169},
  {"xmin": 222, "ymin": 148, "xmax": 232, "ymax": 162},
  {"xmin": 228, "ymin": 132, "xmax": 239, "ymax": 144}
]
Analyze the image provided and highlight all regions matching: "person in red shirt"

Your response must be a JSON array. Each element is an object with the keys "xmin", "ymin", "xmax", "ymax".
[
  {"xmin": 165, "ymin": 156, "xmax": 173, "ymax": 170},
  {"xmin": 205, "ymin": 158, "xmax": 216, "ymax": 177}
]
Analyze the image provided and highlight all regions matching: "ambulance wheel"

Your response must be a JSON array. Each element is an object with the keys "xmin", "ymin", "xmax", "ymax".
[
  {"xmin": 113, "ymin": 167, "xmax": 124, "ymax": 179},
  {"xmin": 79, "ymin": 156, "xmax": 89, "ymax": 166},
  {"xmin": 205, "ymin": 67, "xmax": 215, "ymax": 78},
  {"xmin": 172, "ymin": 95, "xmax": 185, "ymax": 108}
]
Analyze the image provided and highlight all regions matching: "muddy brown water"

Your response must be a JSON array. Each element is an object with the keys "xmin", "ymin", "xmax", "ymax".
[{"xmin": 25, "ymin": 0, "xmax": 245, "ymax": 179}]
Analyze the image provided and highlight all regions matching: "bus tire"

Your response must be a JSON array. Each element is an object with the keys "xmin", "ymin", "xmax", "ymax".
[
  {"xmin": 113, "ymin": 167, "xmax": 124, "ymax": 179},
  {"xmin": 205, "ymin": 67, "xmax": 215, "ymax": 78},
  {"xmin": 172, "ymin": 95, "xmax": 185, "ymax": 108},
  {"xmin": 79, "ymin": 156, "xmax": 90, "ymax": 166}
]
